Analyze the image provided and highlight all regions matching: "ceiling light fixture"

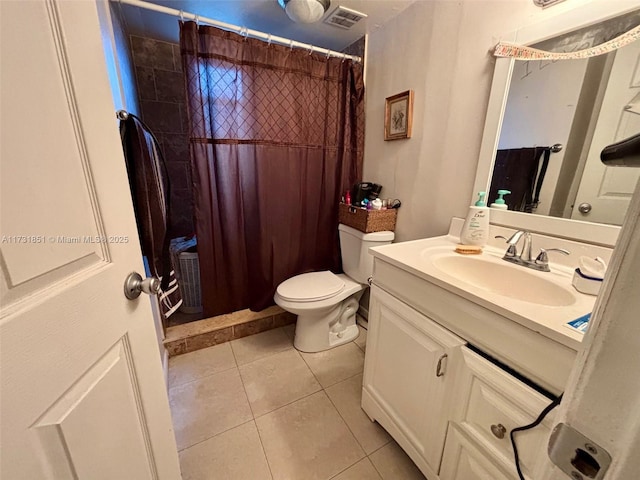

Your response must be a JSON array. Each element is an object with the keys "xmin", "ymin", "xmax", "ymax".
[{"xmin": 277, "ymin": 0, "xmax": 330, "ymax": 24}]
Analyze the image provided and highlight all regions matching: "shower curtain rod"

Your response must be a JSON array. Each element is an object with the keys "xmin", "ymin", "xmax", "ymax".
[{"xmin": 117, "ymin": 0, "xmax": 362, "ymax": 62}]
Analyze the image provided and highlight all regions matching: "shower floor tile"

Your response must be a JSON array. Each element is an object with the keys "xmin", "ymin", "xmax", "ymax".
[{"xmin": 168, "ymin": 324, "xmax": 426, "ymax": 480}]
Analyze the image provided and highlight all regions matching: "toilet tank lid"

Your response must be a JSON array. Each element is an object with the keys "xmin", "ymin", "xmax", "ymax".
[
  {"xmin": 338, "ymin": 224, "xmax": 395, "ymax": 242},
  {"xmin": 276, "ymin": 271, "xmax": 345, "ymax": 302}
]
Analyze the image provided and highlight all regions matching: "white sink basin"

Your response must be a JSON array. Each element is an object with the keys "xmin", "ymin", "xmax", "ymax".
[{"xmin": 430, "ymin": 255, "xmax": 576, "ymax": 307}]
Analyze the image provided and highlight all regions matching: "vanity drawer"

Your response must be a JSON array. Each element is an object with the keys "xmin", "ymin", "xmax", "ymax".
[
  {"xmin": 440, "ymin": 424, "xmax": 513, "ymax": 480},
  {"xmin": 449, "ymin": 346, "xmax": 556, "ymax": 478}
]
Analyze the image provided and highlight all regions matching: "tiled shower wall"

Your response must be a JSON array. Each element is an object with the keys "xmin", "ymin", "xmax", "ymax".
[
  {"xmin": 130, "ymin": 35, "xmax": 194, "ymax": 237},
  {"xmin": 341, "ymin": 36, "xmax": 365, "ymax": 63}
]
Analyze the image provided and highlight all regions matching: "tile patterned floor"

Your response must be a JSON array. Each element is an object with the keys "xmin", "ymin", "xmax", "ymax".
[{"xmin": 168, "ymin": 324, "xmax": 427, "ymax": 480}]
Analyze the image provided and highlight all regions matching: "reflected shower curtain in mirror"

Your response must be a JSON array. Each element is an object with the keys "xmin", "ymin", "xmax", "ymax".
[{"xmin": 180, "ymin": 22, "xmax": 364, "ymax": 317}]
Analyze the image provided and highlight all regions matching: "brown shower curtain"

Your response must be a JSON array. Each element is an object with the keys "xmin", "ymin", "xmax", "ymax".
[{"xmin": 180, "ymin": 22, "xmax": 365, "ymax": 317}]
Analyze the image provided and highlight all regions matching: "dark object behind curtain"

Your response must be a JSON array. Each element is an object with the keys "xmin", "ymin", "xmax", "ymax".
[
  {"xmin": 120, "ymin": 114, "xmax": 183, "ymax": 319},
  {"xmin": 489, "ymin": 147, "xmax": 550, "ymax": 213},
  {"xmin": 180, "ymin": 22, "xmax": 365, "ymax": 317}
]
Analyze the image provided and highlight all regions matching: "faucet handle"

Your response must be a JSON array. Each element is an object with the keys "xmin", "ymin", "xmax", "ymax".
[
  {"xmin": 535, "ymin": 248, "xmax": 570, "ymax": 266},
  {"xmin": 498, "ymin": 230, "xmax": 531, "ymax": 260},
  {"xmin": 494, "ymin": 236, "xmax": 517, "ymax": 257},
  {"xmin": 505, "ymin": 244, "xmax": 518, "ymax": 257}
]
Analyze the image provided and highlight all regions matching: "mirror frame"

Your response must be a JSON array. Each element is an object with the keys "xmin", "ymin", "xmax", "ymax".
[{"xmin": 472, "ymin": 0, "xmax": 640, "ymax": 247}]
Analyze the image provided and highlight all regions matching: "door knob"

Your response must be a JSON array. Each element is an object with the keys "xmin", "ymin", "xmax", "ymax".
[
  {"xmin": 578, "ymin": 203, "xmax": 592, "ymax": 214},
  {"xmin": 124, "ymin": 272, "xmax": 161, "ymax": 300}
]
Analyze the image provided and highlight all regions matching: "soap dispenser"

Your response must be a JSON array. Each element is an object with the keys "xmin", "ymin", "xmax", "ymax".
[
  {"xmin": 461, "ymin": 192, "xmax": 490, "ymax": 246},
  {"xmin": 490, "ymin": 190, "xmax": 511, "ymax": 210}
]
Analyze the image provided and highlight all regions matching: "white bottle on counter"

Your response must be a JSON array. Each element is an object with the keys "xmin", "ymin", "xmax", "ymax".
[{"xmin": 461, "ymin": 192, "xmax": 490, "ymax": 246}]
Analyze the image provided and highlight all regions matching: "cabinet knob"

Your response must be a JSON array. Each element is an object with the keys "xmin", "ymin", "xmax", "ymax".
[{"xmin": 490, "ymin": 423, "xmax": 507, "ymax": 439}]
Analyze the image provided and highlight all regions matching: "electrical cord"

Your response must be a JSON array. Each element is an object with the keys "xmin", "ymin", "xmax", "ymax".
[{"xmin": 510, "ymin": 393, "xmax": 563, "ymax": 480}]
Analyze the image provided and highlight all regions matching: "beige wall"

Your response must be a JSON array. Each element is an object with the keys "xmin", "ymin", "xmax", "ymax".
[{"xmin": 363, "ymin": 0, "xmax": 591, "ymax": 242}]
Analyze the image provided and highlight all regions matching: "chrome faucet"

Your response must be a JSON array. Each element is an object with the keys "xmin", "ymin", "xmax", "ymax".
[
  {"xmin": 496, "ymin": 230, "xmax": 570, "ymax": 272},
  {"xmin": 507, "ymin": 230, "xmax": 533, "ymax": 262}
]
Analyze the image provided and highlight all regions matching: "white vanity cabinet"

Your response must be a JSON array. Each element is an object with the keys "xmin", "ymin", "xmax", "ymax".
[
  {"xmin": 363, "ymin": 261, "xmax": 560, "ymax": 480},
  {"xmin": 362, "ymin": 285, "xmax": 465, "ymax": 478}
]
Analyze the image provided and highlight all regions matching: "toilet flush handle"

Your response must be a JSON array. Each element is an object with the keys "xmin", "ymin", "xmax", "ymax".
[{"xmin": 368, "ymin": 276, "xmax": 373, "ymax": 286}]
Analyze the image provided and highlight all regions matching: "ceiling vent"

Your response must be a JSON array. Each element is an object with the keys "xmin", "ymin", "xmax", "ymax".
[{"xmin": 323, "ymin": 6, "xmax": 367, "ymax": 30}]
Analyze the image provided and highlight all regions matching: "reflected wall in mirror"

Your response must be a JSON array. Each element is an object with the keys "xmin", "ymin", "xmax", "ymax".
[{"xmin": 490, "ymin": 9, "xmax": 640, "ymax": 226}]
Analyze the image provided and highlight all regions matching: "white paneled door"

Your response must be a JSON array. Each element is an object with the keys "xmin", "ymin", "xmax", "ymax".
[
  {"xmin": 571, "ymin": 39, "xmax": 640, "ymax": 225},
  {"xmin": 0, "ymin": 1, "xmax": 181, "ymax": 478}
]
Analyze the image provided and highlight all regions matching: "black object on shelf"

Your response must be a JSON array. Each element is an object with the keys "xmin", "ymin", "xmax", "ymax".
[
  {"xmin": 351, "ymin": 182, "xmax": 383, "ymax": 204},
  {"xmin": 369, "ymin": 183, "xmax": 382, "ymax": 200}
]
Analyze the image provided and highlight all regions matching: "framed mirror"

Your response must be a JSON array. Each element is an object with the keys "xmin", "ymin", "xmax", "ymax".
[{"xmin": 473, "ymin": 1, "xmax": 640, "ymax": 247}]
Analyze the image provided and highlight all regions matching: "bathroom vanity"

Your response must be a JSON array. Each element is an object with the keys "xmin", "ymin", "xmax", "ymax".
[{"xmin": 361, "ymin": 220, "xmax": 611, "ymax": 480}]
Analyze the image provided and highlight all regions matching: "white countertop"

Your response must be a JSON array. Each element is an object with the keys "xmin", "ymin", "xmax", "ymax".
[{"xmin": 370, "ymin": 234, "xmax": 597, "ymax": 351}]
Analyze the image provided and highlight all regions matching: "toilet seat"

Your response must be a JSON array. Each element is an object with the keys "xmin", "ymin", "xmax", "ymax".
[{"xmin": 276, "ymin": 271, "xmax": 345, "ymax": 302}]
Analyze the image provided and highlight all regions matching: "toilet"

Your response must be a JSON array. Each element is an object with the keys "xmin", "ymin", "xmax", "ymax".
[{"xmin": 274, "ymin": 224, "xmax": 394, "ymax": 352}]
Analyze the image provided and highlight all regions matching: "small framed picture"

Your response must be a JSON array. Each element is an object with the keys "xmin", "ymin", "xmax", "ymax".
[{"xmin": 384, "ymin": 90, "xmax": 414, "ymax": 141}]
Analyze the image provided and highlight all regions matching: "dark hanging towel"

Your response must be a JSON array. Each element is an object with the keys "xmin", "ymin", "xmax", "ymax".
[
  {"xmin": 119, "ymin": 113, "xmax": 182, "ymax": 321},
  {"xmin": 489, "ymin": 147, "xmax": 551, "ymax": 212}
]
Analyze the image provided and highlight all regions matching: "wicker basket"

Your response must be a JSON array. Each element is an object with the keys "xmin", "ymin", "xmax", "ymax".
[{"xmin": 338, "ymin": 203, "xmax": 397, "ymax": 233}]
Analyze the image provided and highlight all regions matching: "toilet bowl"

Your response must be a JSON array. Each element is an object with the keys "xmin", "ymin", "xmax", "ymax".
[
  {"xmin": 275, "ymin": 272, "xmax": 364, "ymax": 352},
  {"xmin": 274, "ymin": 225, "xmax": 394, "ymax": 352}
]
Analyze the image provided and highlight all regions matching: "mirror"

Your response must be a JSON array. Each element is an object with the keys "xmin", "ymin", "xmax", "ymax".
[{"xmin": 474, "ymin": 3, "xmax": 640, "ymax": 246}]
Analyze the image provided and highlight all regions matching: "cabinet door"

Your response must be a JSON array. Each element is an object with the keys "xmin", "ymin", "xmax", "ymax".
[
  {"xmin": 363, "ymin": 285, "xmax": 465, "ymax": 472},
  {"xmin": 440, "ymin": 425, "xmax": 513, "ymax": 480}
]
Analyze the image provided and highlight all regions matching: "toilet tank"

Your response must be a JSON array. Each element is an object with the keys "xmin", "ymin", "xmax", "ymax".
[{"xmin": 338, "ymin": 224, "xmax": 394, "ymax": 284}]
